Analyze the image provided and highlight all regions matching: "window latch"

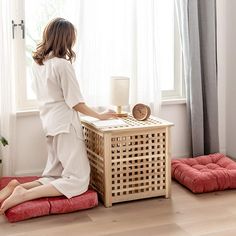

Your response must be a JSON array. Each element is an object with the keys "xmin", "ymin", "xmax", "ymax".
[{"xmin": 12, "ymin": 20, "xmax": 25, "ymax": 39}]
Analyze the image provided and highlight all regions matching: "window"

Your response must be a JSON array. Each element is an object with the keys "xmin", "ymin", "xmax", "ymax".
[
  {"xmin": 12, "ymin": 0, "xmax": 183, "ymax": 110},
  {"xmin": 161, "ymin": 5, "xmax": 184, "ymax": 100}
]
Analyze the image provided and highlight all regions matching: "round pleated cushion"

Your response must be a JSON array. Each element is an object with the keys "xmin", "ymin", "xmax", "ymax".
[
  {"xmin": 171, "ymin": 153, "xmax": 236, "ymax": 193},
  {"xmin": 0, "ymin": 176, "xmax": 98, "ymax": 222}
]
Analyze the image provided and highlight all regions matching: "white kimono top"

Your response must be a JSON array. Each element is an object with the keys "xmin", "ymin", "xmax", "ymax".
[{"xmin": 32, "ymin": 57, "xmax": 85, "ymax": 136}]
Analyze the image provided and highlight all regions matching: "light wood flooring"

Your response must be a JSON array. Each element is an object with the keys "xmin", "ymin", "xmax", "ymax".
[{"xmin": 1, "ymin": 181, "xmax": 236, "ymax": 236}]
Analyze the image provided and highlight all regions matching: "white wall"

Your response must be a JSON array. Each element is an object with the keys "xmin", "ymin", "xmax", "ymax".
[
  {"xmin": 217, "ymin": 0, "xmax": 236, "ymax": 158},
  {"xmin": 15, "ymin": 113, "xmax": 47, "ymax": 175},
  {"xmin": 159, "ymin": 103, "xmax": 190, "ymax": 158},
  {"xmin": 225, "ymin": 0, "xmax": 236, "ymax": 158},
  {"xmin": 15, "ymin": 104, "xmax": 191, "ymax": 175},
  {"xmin": 217, "ymin": 0, "xmax": 226, "ymax": 155}
]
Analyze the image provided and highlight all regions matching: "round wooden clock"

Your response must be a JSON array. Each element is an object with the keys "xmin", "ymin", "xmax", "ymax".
[{"xmin": 132, "ymin": 103, "xmax": 151, "ymax": 121}]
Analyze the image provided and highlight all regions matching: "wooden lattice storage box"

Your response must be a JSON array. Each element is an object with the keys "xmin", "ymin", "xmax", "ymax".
[{"xmin": 81, "ymin": 115, "xmax": 173, "ymax": 207}]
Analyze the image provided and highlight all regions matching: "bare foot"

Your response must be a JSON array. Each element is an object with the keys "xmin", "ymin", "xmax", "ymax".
[
  {"xmin": 0, "ymin": 179, "xmax": 20, "ymax": 204},
  {"xmin": 0, "ymin": 185, "xmax": 27, "ymax": 214}
]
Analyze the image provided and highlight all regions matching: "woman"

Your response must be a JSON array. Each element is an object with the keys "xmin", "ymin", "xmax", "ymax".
[{"xmin": 0, "ymin": 18, "xmax": 116, "ymax": 213}]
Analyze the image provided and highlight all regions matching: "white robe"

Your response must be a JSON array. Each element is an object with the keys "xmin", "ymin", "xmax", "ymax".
[{"xmin": 32, "ymin": 57, "xmax": 90, "ymax": 198}]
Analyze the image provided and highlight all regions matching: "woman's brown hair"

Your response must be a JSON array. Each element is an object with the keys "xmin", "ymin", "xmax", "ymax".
[{"xmin": 32, "ymin": 18, "xmax": 76, "ymax": 65}]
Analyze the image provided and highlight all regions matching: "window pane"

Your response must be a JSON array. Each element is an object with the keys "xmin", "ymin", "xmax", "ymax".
[
  {"xmin": 156, "ymin": 0, "xmax": 174, "ymax": 91},
  {"xmin": 25, "ymin": 0, "xmax": 68, "ymax": 99},
  {"xmin": 24, "ymin": 0, "xmax": 176, "ymax": 102}
]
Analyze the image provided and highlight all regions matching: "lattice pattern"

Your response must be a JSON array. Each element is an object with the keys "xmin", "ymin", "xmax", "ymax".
[
  {"xmin": 122, "ymin": 115, "xmax": 163, "ymax": 127},
  {"xmin": 82, "ymin": 116, "xmax": 172, "ymax": 207},
  {"xmin": 89, "ymin": 115, "xmax": 166, "ymax": 131},
  {"xmin": 83, "ymin": 126, "xmax": 105, "ymax": 199},
  {"xmin": 111, "ymin": 129, "xmax": 166, "ymax": 200}
]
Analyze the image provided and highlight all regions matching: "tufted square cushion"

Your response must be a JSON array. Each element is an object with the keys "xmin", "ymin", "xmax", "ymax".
[
  {"xmin": 0, "ymin": 176, "xmax": 98, "ymax": 222},
  {"xmin": 171, "ymin": 153, "xmax": 236, "ymax": 193}
]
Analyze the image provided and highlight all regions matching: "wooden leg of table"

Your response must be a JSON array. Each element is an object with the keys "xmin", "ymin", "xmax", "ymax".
[
  {"xmin": 165, "ymin": 127, "xmax": 171, "ymax": 199},
  {"xmin": 104, "ymin": 201, "xmax": 112, "ymax": 208},
  {"xmin": 104, "ymin": 134, "xmax": 112, "ymax": 207}
]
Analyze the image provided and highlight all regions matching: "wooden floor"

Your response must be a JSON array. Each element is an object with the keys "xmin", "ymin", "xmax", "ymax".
[{"xmin": 1, "ymin": 181, "xmax": 236, "ymax": 236}]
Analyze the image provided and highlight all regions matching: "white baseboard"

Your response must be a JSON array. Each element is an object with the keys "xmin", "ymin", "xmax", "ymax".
[
  {"xmin": 172, "ymin": 152, "xmax": 190, "ymax": 158},
  {"xmin": 220, "ymin": 148, "xmax": 226, "ymax": 155},
  {"xmin": 13, "ymin": 169, "xmax": 43, "ymax": 176},
  {"xmin": 0, "ymin": 162, "xmax": 2, "ymax": 177},
  {"xmin": 13, "ymin": 154, "xmax": 191, "ymax": 176},
  {"xmin": 172, "ymin": 149, "xmax": 227, "ymax": 159}
]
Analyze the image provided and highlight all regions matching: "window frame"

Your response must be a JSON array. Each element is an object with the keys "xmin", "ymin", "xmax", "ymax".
[
  {"xmin": 12, "ymin": 0, "xmax": 37, "ymax": 110},
  {"xmin": 161, "ymin": 4, "xmax": 185, "ymax": 100},
  {"xmin": 13, "ymin": 0, "xmax": 184, "ymax": 111}
]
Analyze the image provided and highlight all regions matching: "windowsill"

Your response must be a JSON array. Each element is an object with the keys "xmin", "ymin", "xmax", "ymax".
[
  {"xmin": 16, "ymin": 109, "xmax": 39, "ymax": 117},
  {"xmin": 161, "ymin": 98, "xmax": 186, "ymax": 105},
  {"xmin": 16, "ymin": 98, "xmax": 186, "ymax": 117}
]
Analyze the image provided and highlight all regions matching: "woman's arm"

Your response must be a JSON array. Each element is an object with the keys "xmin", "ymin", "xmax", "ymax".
[{"xmin": 73, "ymin": 103, "xmax": 117, "ymax": 120}]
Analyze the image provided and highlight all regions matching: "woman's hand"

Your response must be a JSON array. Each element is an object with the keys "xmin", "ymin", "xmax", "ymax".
[
  {"xmin": 98, "ymin": 110, "xmax": 118, "ymax": 120},
  {"xmin": 73, "ymin": 103, "xmax": 118, "ymax": 120}
]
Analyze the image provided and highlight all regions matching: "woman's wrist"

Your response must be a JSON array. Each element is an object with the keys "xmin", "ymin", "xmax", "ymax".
[{"xmin": 95, "ymin": 113, "xmax": 101, "ymax": 120}]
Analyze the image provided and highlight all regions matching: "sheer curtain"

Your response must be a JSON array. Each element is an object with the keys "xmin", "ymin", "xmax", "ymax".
[
  {"xmin": 0, "ymin": 0, "xmax": 16, "ymax": 175},
  {"xmin": 66, "ymin": 0, "xmax": 161, "ymax": 114}
]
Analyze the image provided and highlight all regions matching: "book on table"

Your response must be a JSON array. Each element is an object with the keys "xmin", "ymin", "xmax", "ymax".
[{"xmin": 81, "ymin": 116, "xmax": 128, "ymax": 128}]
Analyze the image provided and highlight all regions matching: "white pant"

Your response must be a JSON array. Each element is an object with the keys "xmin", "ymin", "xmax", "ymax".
[{"xmin": 37, "ymin": 125, "xmax": 90, "ymax": 198}]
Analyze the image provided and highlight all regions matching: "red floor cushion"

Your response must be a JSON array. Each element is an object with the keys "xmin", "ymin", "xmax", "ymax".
[
  {"xmin": 0, "ymin": 176, "xmax": 98, "ymax": 222},
  {"xmin": 171, "ymin": 153, "xmax": 236, "ymax": 193},
  {"xmin": 5, "ymin": 198, "xmax": 51, "ymax": 223}
]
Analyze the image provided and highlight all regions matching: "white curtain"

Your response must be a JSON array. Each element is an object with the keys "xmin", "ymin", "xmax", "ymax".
[
  {"xmin": 0, "ymin": 0, "xmax": 16, "ymax": 175},
  {"xmin": 65, "ymin": 0, "xmax": 161, "ymax": 114}
]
